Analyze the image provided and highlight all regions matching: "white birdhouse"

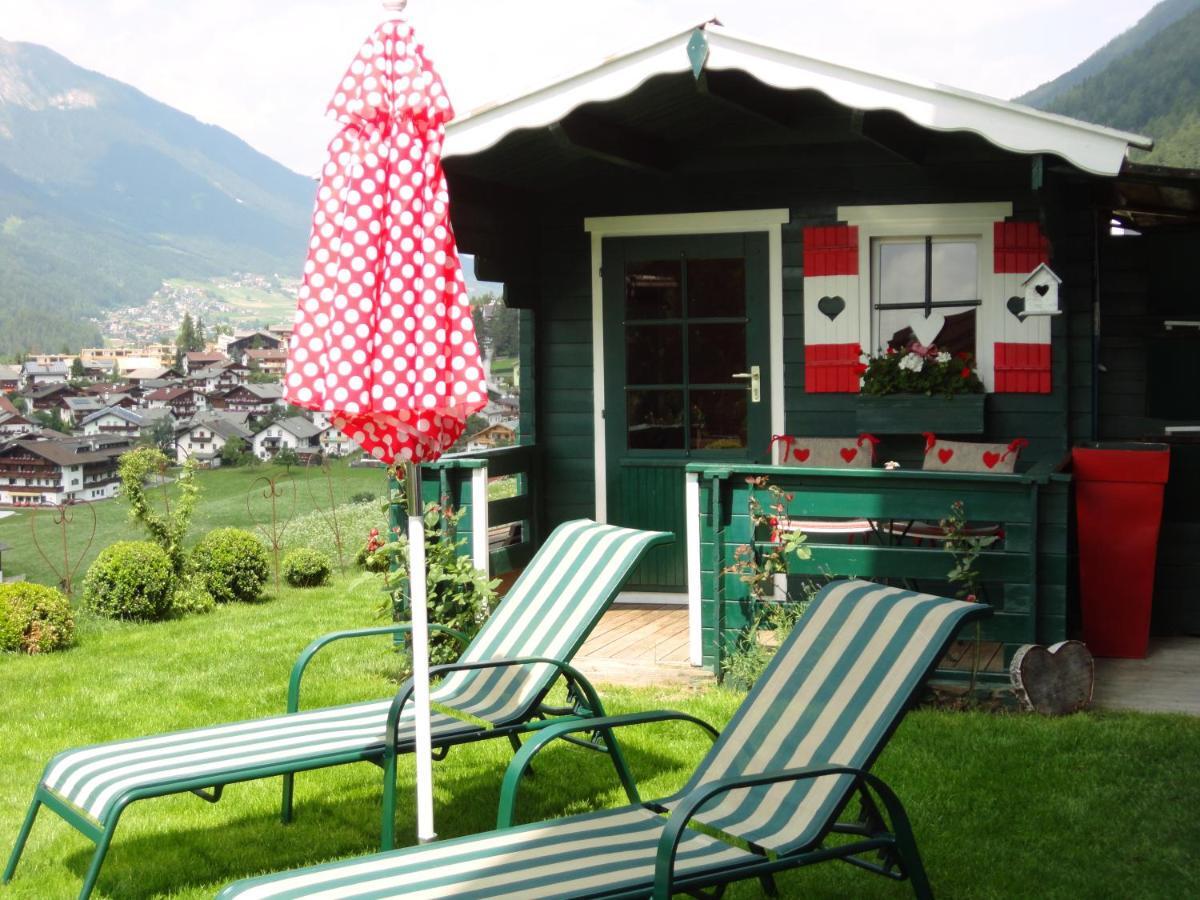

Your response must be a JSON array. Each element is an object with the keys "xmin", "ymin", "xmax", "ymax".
[{"xmin": 1021, "ymin": 263, "xmax": 1062, "ymax": 317}]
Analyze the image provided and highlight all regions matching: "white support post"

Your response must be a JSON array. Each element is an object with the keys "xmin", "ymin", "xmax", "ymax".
[
  {"xmin": 403, "ymin": 462, "xmax": 436, "ymax": 844},
  {"xmin": 470, "ymin": 465, "xmax": 489, "ymax": 575},
  {"xmin": 685, "ymin": 471, "xmax": 703, "ymax": 667}
]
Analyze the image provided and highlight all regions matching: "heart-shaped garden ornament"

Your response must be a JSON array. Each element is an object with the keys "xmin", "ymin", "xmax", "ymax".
[
  {"xmin": 909, "ymin": 311, "xmax": 946, "ymax": 347},
  {"xmin": 1009, "ymin": 641, "xmax": 1094, "ymax": 715},
  {"xmin": 1006, "ymin": 295, "xmax": 1025, "ymax": 320},
  {"xmin": 817, "ymin": 295, "xmax": 845, "ymax": 321}
]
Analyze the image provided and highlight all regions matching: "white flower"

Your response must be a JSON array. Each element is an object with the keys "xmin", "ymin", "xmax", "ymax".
[
  {"xmin": 898, "ymin": 352, "xmax": 924, "ymax": 373},
  {"xmin": 936, "ymin": 351, "xmax": 952, "ymax": 364}
]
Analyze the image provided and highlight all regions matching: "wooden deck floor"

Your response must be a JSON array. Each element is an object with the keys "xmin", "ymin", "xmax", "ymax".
[
  {"xmin": 576, "ymin": 605, "xmax": 712, "ymax": 687},
  {"xmin": 1092, "ymin": 636, "xmax": 1200, "ymax": 715}
]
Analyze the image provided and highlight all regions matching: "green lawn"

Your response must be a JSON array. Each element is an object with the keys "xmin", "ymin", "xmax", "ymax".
[
  {"xmin": 0, "ymin": 461, "xmax": 390, "ymax": 588},
  {"xmin": 1, "ymin": 576, "xmax": 1198, "ymax": 898}
]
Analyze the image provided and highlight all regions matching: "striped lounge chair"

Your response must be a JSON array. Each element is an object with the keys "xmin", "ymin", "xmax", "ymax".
[
  {"xmin": 3, "ymin": 520, "xmax": 670, "ymax": 900},
  {"xmin": 218, "ymin": 580, "xmax": 988, "ymax": 900}
]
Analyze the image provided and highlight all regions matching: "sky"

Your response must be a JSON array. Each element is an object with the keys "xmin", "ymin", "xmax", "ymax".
[{"xmin": 2, "ymin": 0, "xmax": 1163, "ymax": 176}]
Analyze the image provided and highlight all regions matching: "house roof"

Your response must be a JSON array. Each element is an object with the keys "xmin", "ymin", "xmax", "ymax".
[
  {"xmin": 234, "ymin": 383, "xmax": 284, "ymax": 400},
  {"xmin": 21, "ymin": 362, "xmax": 69, "ymax": 376},
  {"xmin": 255, "ymin": 415, "xmax": 323, "ymax": 441},
  {"xmin": 0, "ymin": 395, "xmax": 17, "ymax": 416},
  {"xmin": 144, "ymin": 386, "xmax": 194, "ymax": 402},
  {"xmin": 80, "ymin": 406, "xmax": 145, "ymax": 427},
  {"xmin": 0, "ymin": 364, "xmax": 20, "ymax": 380},
  {"xmin": 183, "ymin": 418, "xmax": 252, "ymax": 441},
  {"xmin": 444, "ymin": 22, "xmax": 1152, "ymax": 178},
  {"xmin": 127, "ymin": 367, "xmax": 172, "ymax": 381},
  {"xmin": 186, "ymin": 351, "xmax": 228, "ymax": 363},
  {"xmin": 0, "ymin": 435, "xmax": 131, "ymax": 467}
]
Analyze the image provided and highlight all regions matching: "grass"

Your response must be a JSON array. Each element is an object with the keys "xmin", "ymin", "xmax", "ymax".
[
  {"xmin": 0, "ymin": 460, "xmax": 389, "ymax": 588},
  {"xmin": 1, "ymin": 576, "xmax": 1198, "ymax": 898}
]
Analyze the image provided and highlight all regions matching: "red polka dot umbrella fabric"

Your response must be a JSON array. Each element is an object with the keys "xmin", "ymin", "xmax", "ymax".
[{"xmin": 284, "ymin": 18, "xmax": 486, "ymax": 464}]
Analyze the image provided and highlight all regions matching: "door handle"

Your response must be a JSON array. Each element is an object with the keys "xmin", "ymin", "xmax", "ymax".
[{"xmin": 731, "ymin": 365, "xmax": 761, "ymax": 403}]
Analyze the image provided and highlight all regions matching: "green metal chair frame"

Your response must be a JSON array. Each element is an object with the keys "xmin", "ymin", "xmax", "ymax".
[
  {"xmin": 216, "ymin": 580, "xmax": 989, "ymax": 900},
  {"xmin": 3, "ymin": 520, "xmax": 670, "ymax": 900}
]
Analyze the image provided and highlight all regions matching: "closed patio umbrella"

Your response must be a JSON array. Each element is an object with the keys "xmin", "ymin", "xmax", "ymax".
[{"xmin": 283, "ymin": 0, "xmax": 486, "ymax": 842}]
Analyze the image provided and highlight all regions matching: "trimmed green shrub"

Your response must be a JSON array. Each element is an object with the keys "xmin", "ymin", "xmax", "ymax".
[
  {"xmin": 171, "ymin": 574, "xmax": 216, "ymax": 617},
  {"xmin": 82, "ymin": 541, "xmax": 175, "ymax": 621},
  {"xmin": 282, "ymin": 548, "xmax": 333, "ymax": 588},
  {"xmin": 189, "ymin": 528, "xmax": 270, "ymax": 604},
  {"xmin": 0, "ymin": 582, "xmax": 75, "ymax": 654}
]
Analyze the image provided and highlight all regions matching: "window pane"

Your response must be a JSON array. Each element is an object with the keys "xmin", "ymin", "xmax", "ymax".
[
  {"xmin": 626, "ymin": 261, "xmax": 682, "ymax": 319},
  {"xmin": 878, "ymin": 242, "xmax": 924, "ymax": 303},
  {"xmin": 627, "ymin": 390, "xmax": 684, "ymax": 450},
  {"xmin": 690, "ymin": 389, "xmax": 747, "ymax": 450},
  {"xmin": 932, "ymin": 242, "xmax": 977, "ymax": 302},
  {"xmin": 879, "ymin": 308, "xmax": 976, "ymax": 355},
  {"xmin": 687, "ymin": 258, "xmax": 745, "ymax": 317},
  {"xmin": 688, "ymin": 323, "xmax": 745, "ymax": 384},
  {"xmin": 626, "ymin": 324, "xmax": 682, "ymax": 385}
]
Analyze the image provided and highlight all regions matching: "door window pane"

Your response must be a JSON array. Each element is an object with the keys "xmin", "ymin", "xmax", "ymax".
[
  {"xmin": 627, "ymin": 390, "xmax": 685, "ymax": 450},
  {"xmin": 690, "ymin": 389, "xmax": 747, "ymax": 450},
  {"xmin": 687, "ymin": 258, "xmax": 746, "ymax": 317},
  {"xmin": 688, "ymin": 323, "xmax": 745, "ymax": 384},
  {"xmin": 626, "ymin": 261, "xmax": 682, "ymax": 319},
  {"xmin": 626, "ymin": 324, "xmax": 683, "ymax": 385}
]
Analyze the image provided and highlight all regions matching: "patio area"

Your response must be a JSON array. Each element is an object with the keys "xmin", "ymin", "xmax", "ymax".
[{"xmin": 576, "ymin": 603, "xmax": 712, "ymax": 687}]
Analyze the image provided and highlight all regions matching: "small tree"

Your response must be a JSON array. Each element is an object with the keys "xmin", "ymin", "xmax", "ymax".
[
  {"xmin": 118, "ymin": 447, "xmax": 200, "ymax": 575},
  {"xmin": 145, "ymin": 417, "xmax": 176, "ymax": 454},
  {"xmin": 70, "ymin": 357, "xmax": 86, "ymax": 381},
  {"xmin": 220, "ymin": 436, "xmax": 252, "ymax": 467},
  {"xmin": 273, "ymin": 446, "xmax": 299, "ymax": 473}
]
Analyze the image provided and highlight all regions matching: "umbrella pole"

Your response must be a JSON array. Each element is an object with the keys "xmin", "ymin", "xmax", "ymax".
[{"xmin": 403, "ymin": 460, "xmax": 437, "ymax": 843}]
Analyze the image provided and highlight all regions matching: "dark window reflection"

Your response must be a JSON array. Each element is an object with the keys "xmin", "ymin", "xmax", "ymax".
[
  {"xmin": 689, "ymin": 324, "xmax": 745, "ymax": 384},
  {"xmin": 627, "ymin": 390, "xmax": 685, "ymax": 450},
  {"xmin": 626, "ymin": 261, "xmax": 682, "ymax": 319},
  {"xmin": 881, "ymin": 309, "xmax": 976, "ymax": 356},
  {"xmin": 687, "ymin": 258, "xmax": 745, "ymax": 317},
  {"xmin": 627, "ymin": 324, "xmax": 683, "ymax": 385},
  {"xmin": 690, "ymin": 389, "xmax": 747, "ymax": 450}
]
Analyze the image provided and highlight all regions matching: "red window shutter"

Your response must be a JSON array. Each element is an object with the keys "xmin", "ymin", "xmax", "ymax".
[
  {"xmin": 994, "ymin": 342, "xmax": 1051, "ymax": 393},
  {"xmin": 805, "ymin": 343, "xmax": 862, "ymax": 393},
  {"xmin": 802, "ymin": 225, "xmax": 859, "ymax": 277},
  {"xmin": 994, "ymin": 221, "xmax": 1049, "ymax": 274}
]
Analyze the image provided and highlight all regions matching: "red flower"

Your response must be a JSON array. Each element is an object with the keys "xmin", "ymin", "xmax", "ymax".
[
  {"xmin": 886, "ymin": 346, "xmax": 896, "ymax": 355},
  {"xmin": 960, "ymin": 367, "xmax": 971, "ymax": 379}
]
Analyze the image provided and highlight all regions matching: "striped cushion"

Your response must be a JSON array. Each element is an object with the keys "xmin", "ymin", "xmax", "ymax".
[
  {"xmin": 217, "ymin": 807, "xmax": 759, "ymax": 899},
  {"xmin": 674, "ymin": 581, "xmax": 981, "ymax": 853},
  {"xmin": 40, "ymin": 520, "xmax": 666, "ymax": 826}
]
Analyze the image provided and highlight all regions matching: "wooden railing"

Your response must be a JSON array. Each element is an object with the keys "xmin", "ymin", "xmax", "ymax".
[
  {"xmin": 686, "ymin": 459, "xmax": 1072, "ymax": 680},
  {"xmin": 417, "ymin": 444, "xmax": 540, "ymax": 576}
]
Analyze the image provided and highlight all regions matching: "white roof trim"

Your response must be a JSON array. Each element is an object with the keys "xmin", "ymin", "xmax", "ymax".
[{"xmin": 445, "ymin": 24, "xmax": 1152, "ymax": 178}]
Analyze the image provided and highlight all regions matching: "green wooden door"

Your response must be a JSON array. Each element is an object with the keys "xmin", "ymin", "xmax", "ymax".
[{"xmin": 603, "ymin": 232, "xmax": 772, "ymax": 590}]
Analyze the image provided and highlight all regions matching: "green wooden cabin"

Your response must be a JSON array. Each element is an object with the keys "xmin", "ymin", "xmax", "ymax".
[{"xmin": 427, "ymin": 23, "xmax": 1200, "ymax": 675}]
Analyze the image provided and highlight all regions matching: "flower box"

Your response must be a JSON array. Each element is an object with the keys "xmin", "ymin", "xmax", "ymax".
[{"xmin": 855, "ymin": 393, "xmax": 986, "ymax": 434}]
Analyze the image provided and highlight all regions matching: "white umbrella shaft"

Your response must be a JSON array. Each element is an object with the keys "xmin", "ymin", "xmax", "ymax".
[{"xmin": 405, "ymin": 465, "xmax": 436, "ymax": 843}]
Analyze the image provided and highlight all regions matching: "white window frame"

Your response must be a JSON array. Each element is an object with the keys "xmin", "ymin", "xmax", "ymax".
[{"xmin": 838, "ymin": 202, "xmax": 1012, "ymax": 392}]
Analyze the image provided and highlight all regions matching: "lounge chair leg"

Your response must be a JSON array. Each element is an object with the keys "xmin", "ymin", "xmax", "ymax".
[
  {"xmin": 380, "ymin": 753, "xmax": 397, "ymax": 851},
  {"xmin": 281, "ymin": 773, "xmax": 295, "ymax": 824},
  {"xmin": 507, "ymin": 734, "xmax": 533, "ymax": 777},
  {"xmin": 2, "ymin": 791, "xmax": 41, "ymax": 884},
  {"xmin": 77, "ymin": 822, "xmax": 118, "ymax": 900},
  {"xmin": 758, "ymin": 873, "xmax": 779, "ymax": 897},
  {"xmin": 600, "ymin": 727, "xmax": 641, "ymax": 805}
]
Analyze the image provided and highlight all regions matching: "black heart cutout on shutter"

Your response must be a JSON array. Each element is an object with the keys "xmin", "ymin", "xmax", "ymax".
[
  {"xmin": 1007, "ymin": 296, "xmax": 1025, "ymax": 319},
  {"xmin": 817, "ymin": 296, "xmax": 845, "ymax": 321}
]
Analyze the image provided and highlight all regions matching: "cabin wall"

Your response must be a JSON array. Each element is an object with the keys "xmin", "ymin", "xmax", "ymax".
[{"xmin": 516, "ymin": 150, "xmax": 1095, "ymax": 535}]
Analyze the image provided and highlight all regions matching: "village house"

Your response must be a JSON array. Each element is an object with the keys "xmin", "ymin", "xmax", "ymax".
[
  {"xmin": 183, "ymin": 350, "xmax": 230, "ymax": 374},
  {"xmin": 222, "ymin": 329, "xmax": 284, "ymax": 362},
  {"xmin": 250, "ymin": 415, "xmax": 325, "ymax": 461},
  {"xmin": 60, "ymin": 396, "xmax": 104, "ymax": 426},
  {"xmin": 143, "ymin": 385, "xmax": 206, "ymax": 420},
  {"xmin": 174, "ymin": 417, "xmax": 252, "ymax": 468},
  {"xmin": 20, "ymin": 362, "xmax": 69, "ymax": 389},
  {"xmin": 185, "ymin": 362, "xmax": 248, "ymax": 395},
  {"xmin": 0, "ymin": 365, "xmax": 20, "ymax": 392},
  {"xmin": 80, "ymin": 406, "xmax": 174, "ymax": 441},
  {"xmin": 0, "ymin": 434, "xmax": 131, "ymax": 506},
  {"xmin": 0, "ymin": 412, "xmax": 37, "ymax": 442},
  {"xmin": 311, "ymin": 410, "xmax": 356, "ymax": 458},
  {"xmin": 26, "ymin": 383, "xmax": 76, "ymax": 412},
  {"xmin": 465, "ymin": 422, "xmax": 517, "ymax": 453},
  {"xmin": 80, "ymin": 344, "xmax": 174, "ymax": 370},
  {"xmin": 244, "ymin": 347, "xmax": 288, "ymax": 377},
  {"xmin": 215, "ymin": 382, "xmax": 284, "ymax": 417}
]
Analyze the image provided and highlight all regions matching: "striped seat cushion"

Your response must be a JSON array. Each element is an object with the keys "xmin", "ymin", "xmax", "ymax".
[
  {"xmin": 41, "ymin": 520, "xmax": 667, "ymax": 827},
  {"xmin": 217, "ymin": 806, "xmax": 759, "ymax": 899},
  {"xmin": 672, "ymin": 581, "xmax": 981, "ymax": 854}
]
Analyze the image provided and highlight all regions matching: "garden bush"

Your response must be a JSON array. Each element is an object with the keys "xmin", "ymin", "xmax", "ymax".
[
  {"xmin": 282, "ymin": 548, "xmax": 333, "ymax": 588},
  {"xmin": 171, "ymin": 574, "xmax": 216, "ymax": 617},
  {"xmin": 189, "ymin": 528, "xmax": 271, "ymax": 604},
  {"xmin": 0, "ymin": 582, "xmax": 75, "ymax": 654},
  {"xmin": 82, "ymin": 541, "xmax": 176, "ymax": 621}
]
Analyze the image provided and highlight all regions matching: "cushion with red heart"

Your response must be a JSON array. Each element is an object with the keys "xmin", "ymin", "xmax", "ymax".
[
  {"xmin": 922, "ymin": 438, "xmax": 1023, "ymax": 474},
  {"xmin": 775, "ymin": 436, "xmax": 875, "ymax": 468}
]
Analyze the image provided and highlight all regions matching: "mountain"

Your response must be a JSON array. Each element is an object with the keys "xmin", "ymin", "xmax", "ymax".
[
  {"xmin": 0, "ymin": 37, "xmax": 315, "ymax": 357},
  {"xmin": 1016, "ymin": 1, "xmax": 1200, "ymax": 168},
  {"xmin": 1016, "ymin": 0, "xmax": 1200, "ymax": 108}
]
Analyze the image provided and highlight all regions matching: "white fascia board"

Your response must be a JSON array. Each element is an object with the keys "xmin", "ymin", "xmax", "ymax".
[{"xmin": 446, "ymin": 26, "xmax": 1149, "ymax": 178}]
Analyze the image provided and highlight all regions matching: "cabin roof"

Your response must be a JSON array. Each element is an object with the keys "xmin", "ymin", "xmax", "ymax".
[{"xmin": 445, "ymin": 22, "xmax": 1151, "ymax": 178}]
